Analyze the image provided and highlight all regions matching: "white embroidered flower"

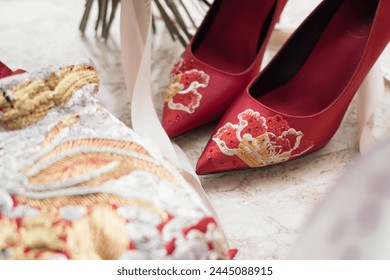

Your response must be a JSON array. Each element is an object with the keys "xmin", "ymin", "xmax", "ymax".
[
  {"xmin": 205, "ymin": 223, "xmax": 228, "ymax": 259},
  {"xmin": 162, "ymin": 217, "xmax": 196, "ymax": 242},
  {"xmin": 165, "ymin": 64, "xmax": 210, "ymax": 114}
]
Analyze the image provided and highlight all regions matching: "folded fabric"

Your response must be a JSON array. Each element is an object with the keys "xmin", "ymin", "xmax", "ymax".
[
  {"xmin": 0, "ymin": 61, "xmax": 232, "ymax": 260},
  {"xmin": 0, "ymin": 61, "xmax": 24, "ymax": 79}
]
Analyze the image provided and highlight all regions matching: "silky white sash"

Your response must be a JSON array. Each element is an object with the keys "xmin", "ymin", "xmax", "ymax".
[{"xmin": 120, "ymin": 0, "xmax": 229, "ymax": 244}]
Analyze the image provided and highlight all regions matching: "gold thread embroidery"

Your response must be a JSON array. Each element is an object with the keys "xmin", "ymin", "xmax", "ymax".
[
  {"xmin": 20, "ymin": 216, "xmax": 65, "ymax": 251},
  {"xmin": 1, "ymin": 193, "xmax": 151, "ymax": 260},
  {"xmin": 53, "ymin": 70, "xmax": 98, "ymax": 108},
  {"xmin": 0, "ymin": 218, "xmax": 18, "ymax": 249},
  {"xmin": 39, "ymin": 114, "xmax": 80, "ymax": 150},
  {"xmin": 0, "ymin": 64, "xmax": 98, "ymax": 129},
  {"xmin": 22, "ymin": 139, "xmax": 151, "ymax": 173},
  {"xmin": 21, "ymin": 138, "xmax": 179, "ymax": 188},
  {"xmin": 1, "ymin": 203, "xmax": 133, "ymax": 260},
  {"xmin": 14, "ymin": 195, "xmax": 169, "ymax": 222},
  {"xmin": 66, "ymin": 206, "xmax": 129, "ymax": 259}
]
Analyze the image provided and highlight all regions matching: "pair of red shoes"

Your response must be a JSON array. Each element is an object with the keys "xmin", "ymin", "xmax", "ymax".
[{"xmin": 162, "ymin": 0, "xmax": 390, "ymax": 175}]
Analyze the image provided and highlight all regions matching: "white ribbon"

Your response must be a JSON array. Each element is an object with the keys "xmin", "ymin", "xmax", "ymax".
[
  {"xmin": 120, "ymin": 0, "xmax": 179, "ymax": 166},
  {"xmin": 119, "ymin": 0, "xmax": 229, "ymax": 245}
]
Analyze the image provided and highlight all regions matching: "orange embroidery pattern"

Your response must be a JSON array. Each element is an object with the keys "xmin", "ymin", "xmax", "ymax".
[
  {"xmin": 21, "ymin": 138, "xmax": 179, "ymax": 189},
  {"xmin": 39, "ymin": 114, "xmax": 80, "ymax": 150}
]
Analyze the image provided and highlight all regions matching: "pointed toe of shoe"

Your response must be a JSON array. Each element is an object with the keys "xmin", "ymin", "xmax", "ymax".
[
  {"xmin": 162, "ymin": 105, "xmax": 192, "ymax": 138},
  {"xmin": 196, "ymin": 140, "xmax": 249, "ymax": 175},
  {"xmin": 196, "ymin": 96, "xmax": 316, "ymax": 174},
  {"xmin": 195, "ymin": 156, "xmax": 210, "ymax": 175}
]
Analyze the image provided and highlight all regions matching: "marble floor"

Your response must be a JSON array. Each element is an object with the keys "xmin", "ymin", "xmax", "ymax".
[{"xmin": 0, "ymin": 0, "xmax": 389, "ymax": 259}]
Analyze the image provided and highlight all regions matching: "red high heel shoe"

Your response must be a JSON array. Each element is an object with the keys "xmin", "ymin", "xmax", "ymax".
[
  {"xmin": 162, "ymin": 0, "xmax": 288, "ymax": 138},
  {"xmin": 196, "ymin": 0, "xmax": 390, "ymax": 174}
]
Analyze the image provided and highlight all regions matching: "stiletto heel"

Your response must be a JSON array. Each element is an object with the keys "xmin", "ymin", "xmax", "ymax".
[
  {"xmin": 162, "ymin": 0, "xmax": 288, "ymax": 138},
  {"xmin": 197, "ymin": 0, "xmax": 390, "ymax": 174}
]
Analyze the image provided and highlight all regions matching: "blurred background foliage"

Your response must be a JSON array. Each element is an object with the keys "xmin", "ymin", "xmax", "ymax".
[{"xmin": 79, "ymin": 0, "xmax": 212, "ymax": 46}]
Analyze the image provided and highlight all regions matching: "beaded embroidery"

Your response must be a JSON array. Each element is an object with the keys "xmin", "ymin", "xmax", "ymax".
[{"xmin": 212, "ymin": 109, "xmax": 314, "ymax": 168}]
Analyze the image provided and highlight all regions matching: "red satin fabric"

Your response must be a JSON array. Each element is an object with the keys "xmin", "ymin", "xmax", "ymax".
[
  {"xmin": 197, "ymin": 0, "xmax": 390, "ymax": 174},
  {"xmin": 162, "ymin": 0, "xmax": 288, "ymax": 138}
]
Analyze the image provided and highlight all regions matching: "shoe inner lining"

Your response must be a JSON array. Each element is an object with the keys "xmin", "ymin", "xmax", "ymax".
[{"xmin": 192, "ymin": 0, "xmax": 277, "ymax": 73}]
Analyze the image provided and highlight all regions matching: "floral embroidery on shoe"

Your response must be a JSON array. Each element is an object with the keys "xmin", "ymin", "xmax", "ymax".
[
  {"xmin": 164, "ymin": 58, "xmax": 210, "ymax": 114},
  {"xmin": 212, "ymin": 109, "xmax": 314, "ymax": 168}
]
